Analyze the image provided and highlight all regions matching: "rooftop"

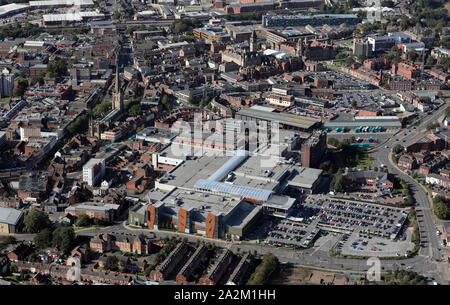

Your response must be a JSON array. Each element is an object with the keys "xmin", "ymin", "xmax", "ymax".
[
  {"xmin": 236, "ymin": 107, "xmax": 320, "ymax": 130},
  {"xmin": 0, "ymin": 207, "xmax": 23, "ymax": 225}
]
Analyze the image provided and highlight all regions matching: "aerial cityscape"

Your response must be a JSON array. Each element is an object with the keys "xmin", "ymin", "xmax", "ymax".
[{"xmin": 0, "ymin": 0, "xmax": 448, "ymax": 289}]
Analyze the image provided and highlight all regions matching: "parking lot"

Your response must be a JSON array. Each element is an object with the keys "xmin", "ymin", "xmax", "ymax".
[
  {"xmin": 302, "ymin": 195, "xmax": 409, "ymax": 239},
  {"xmin": 309, "ymin": 71, "xmax": 376, "ymax": 90},
  {"xmin": 334, "ymin": 230, "xmax": 415, "ymax": 257},
  {"xmin": 262, "ymin": 218, "xmax": 321, "ymax": 249}
]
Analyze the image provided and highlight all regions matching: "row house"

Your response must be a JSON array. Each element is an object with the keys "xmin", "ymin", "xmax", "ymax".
[
  {"xmin": 426, "ymin": 174, "xmax": 450, "ymax": 189},
  {"xmin": 226, "ymin": 253, "xmax": 253, "ymax": 285},
  {"xmin": 176, "ymin": 245, "xmax": 208, "ymax": 285},
  {"xmin": 199, "ymin": 249, "xmax": 233, "ymax": 285},
  {"xmin": 397, "ymin": 155, "xmax": 417, "ymax": 170},
  {"xmin": 151, "ymin": 242, "xmax": 188, "ymax": 281}
]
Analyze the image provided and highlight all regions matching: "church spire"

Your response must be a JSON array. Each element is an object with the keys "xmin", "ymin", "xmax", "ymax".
[
  {"xmin": 115, "ymin": 53, "xmax": 120, "ymax": 94},
  {"xmin": 112, "ymin": 52, "xmax": 123, "ymax": 112}
]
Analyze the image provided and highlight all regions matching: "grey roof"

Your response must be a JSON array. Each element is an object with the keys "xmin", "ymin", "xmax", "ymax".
[
  {"xmin": 236, "ymin": 108, "xmax": 319, "ymax": 130},
  {"xmin": 0, "ymin": 207, "xmax": 23, "ymax": 225},
  {"xmin": 207, "ymin": 150, "xmax": 248, "ymax": 182},
  {"xmin": 194, "ymin": 179, "xmax": 272, "ymax": 202}
]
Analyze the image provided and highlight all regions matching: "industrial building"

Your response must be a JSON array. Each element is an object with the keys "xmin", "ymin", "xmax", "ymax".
[
  {"xmin": 262, "ymin": 14, "xmax": 358, "ymax": 28},
  {"xmin": 235, "ymin": 106, "xmax": 320, "ymax": 131},
  {"xmin": 146, "ymin": 142, "xmax": 323, "ymax": 239},
  {"xmin": 0, "ymin": 207, "xmax": 24, "ymax": 234}
]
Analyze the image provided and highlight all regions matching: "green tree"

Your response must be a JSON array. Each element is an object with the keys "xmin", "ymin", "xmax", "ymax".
[
  {"xmin": 426, "ymin": 122, "xmax": 440, "ymax": 131},
  {"xmin": 67, "ymin": 114, "xmax": 88, "ymax": 135},
  {"xmin": 113, "ymin": 10, "xmax": 121, "ymax": 20},
  {"xmin": 161, "ymin": 95, "xmax": 171, "ymax": 112},
  {"xmin": 330, "ymin": 170, "xmax": 344, "ymax": 192},
  {"xmin": 23, "ymin": 208, "xmax": 51, "ymax": 233},
  {"xmin": 199, "ymin": 97, "xmax": 211, "ymax": 108},
  {"xmin": 247, "ymin": 253, "xmax": 278, "ymax": 285},
  {"xmin": 407, "ymin": 50, "xmax": 419, "ymax": 62},
  {"xmin": 104, "ymin": 255, "xmax": 119, "ymax": 271},
  {"xmin": 433, "ymin": 200, "xmax": 450, "ymax": 220},
  {"xmin": 387, "ymin": 46, "xmax": 402, "ymax": 64},
  {"xmin": 34, "ymin": 228, "xmax": 53, "ymax": 249},
  {"xmin": 393, "ymin": 144, "xmax": 404, "ymax": 154},
  {"xmin": 75, "ymin": 214, "xmax": 91, "ymax": 227},
  {"xmin": 426, "ymin": 56, "xmax": 437, "ymax": 66},
  {"xmin": 13, "ymin": 79, "xmax": 28, "ymax": 97},
  {"xmin": 52, "ymin": 227, "xmax": 75, "ymax": 254},
  {"xmin": 0, "ymin": 235, "xmax": 16, "ymax": 245},
  {"xmin": 187, "ymin": 94, "xmax": 196, "ymax": 105}
]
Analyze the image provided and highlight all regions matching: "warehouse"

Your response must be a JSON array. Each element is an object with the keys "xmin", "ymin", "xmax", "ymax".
[
  {"xmin": 29, "ymin": 0, "xmax": 94, "ymax": 9},
  {"xmin": 235, "ymin": 106, "xmax": 320, "ymax": 131},
  {"xmin": 146, "ymin": 187, "xmax": 262, "ymax": 240},
  {"xmin": 43, "ymin": 11, "xmax": 105, "ymax": 26},
  {"xmin": 0, "ymin": 4, "xmax": 30, "ymax": 19},
  {"xmin": 0, "ymin": 207, "xmax": 24, "ymax": 234}
]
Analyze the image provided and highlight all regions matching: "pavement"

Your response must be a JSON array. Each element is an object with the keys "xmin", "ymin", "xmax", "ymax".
[{"xmin": 369, "ymin": 98, "xmax": 450, "ymax": 283}]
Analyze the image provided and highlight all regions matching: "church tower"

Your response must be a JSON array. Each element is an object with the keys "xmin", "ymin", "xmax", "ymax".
[
  {"xmin": 250, "ymin": 30, "xmax": 257, "ymax": 53},
  {"xmin": 112, "ymin": 54, "xmax": 123, "ymax": 112},
  {"xmin": 296, "ymin": 38, "xmax": 304, "ymax": 57}
]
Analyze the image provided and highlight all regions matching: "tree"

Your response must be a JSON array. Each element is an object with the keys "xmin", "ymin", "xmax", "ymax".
[
  {"xmin": 200, "ymin": 97, "xmax": 210, "ymax": 108},
  {"xmin": 52, "ymin": 227, "xmax": 75, "ymax": 254},
  {"xmin": 23, "ymin": 208, "xmax": 51, "ymax": 233},
  {"xmin": 345, "ymin": 56, "xmax": 356, "ymax": 66},
  {"xmin": 113, "ymin": 10, "xmax": 121, "ymax": 20},
  {"xmin": 0, "ymin": 235, "xmax": 16, "ymax": 245},
  {"xmin": 330, "ymin": 169, "xmax": 344, "ymax": 192},
  {"xmin": 426, "ymin": 122, "xmax": 440, "ymax": 131},
  {"xmin": 161, "ymin": 95, "xmax": 171, "ymax": 112},
  {"xmin": 75, "ymin": 214, "xmax": 91, "ymax": 227},
  {"xmin": 187, "ymin": 94, "xmax": 196, "ymax": 105},
  {"xmin": 387, "ymin": 46, "xmax": 401, "ymax": 64},
  {"xmin": 381, "ymin": 0, "xmax": 394, "ymax": 7},
  {"xmin": 407, "ymin": 50, "xmax": 419, "ymax": 62},
  {"xmin": 433, "ymin": 196, "xmax": 450, "ymax": 220},
  {"xmin": 247, "ymin": 253, "xmax": 278, "ymax": 285},
  {"xmin": 13, "ymin": 79, "xmax": 28, "ymax": 97},
  {"xmin": 445, "ymin": 106, "xmax": 450, "ymax": 118},
  {"xmin": 426, "ymin": 56, "xmax": 437, "ymax": 67},
  {"xmin": 30, "ymin": 72, "xmax": 45, "ymax": 86},
  {"xmin": 67, "ymin": 114, "xmax": 88, "ymax": 135},
  {"xmin": 34, "ymin": 228, "xmax": 53, "ymax": 249},
  {"xmin": 393, "ymin": 144, "xmax": 404, "ymax": 154},
  {"xmin": 327, "ymin": 137, "xmax": 340, "ymax": 147},
  {"xmin": 104, "ymin": 255, "xmax": 119, "ymax": 271}
]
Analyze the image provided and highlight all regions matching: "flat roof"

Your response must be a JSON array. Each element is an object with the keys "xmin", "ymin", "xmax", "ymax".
[
  {"xmin": 194, "ymin": 179, "xmax": 273, "ymax": 202},
  {"xmin": 264, "ymin": 195, "xmax": 296, "ymax": 211},
  {"xmin": 158, "ymin": 154, "xmax": 232, "ymax": 189},
  {"xmin": 324, "ymin": 120, "xmax": 401, "ymax": 128},
  {"xmin": 288, "ymin": 166, "xmax": 323, "ymax": 189},
  {"xmin": 236, "ymin": 108, "xmax": 319, "ymax": 130},
  {"xmin": 158, "ymin": 187, "xmax": 243, "ymax": 217},
  {"xmin": 0, "ymin": 207, "xmax": 23, "ymax": 225},
  {"xmin": 224, "ymin": 201, "xmax": 262, "ymax": 229},
  {"xmin": 65, "ymin": 203, "xmax": 119, "ymax": 213}
]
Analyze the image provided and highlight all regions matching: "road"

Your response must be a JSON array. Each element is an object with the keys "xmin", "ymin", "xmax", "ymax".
[
  {"xmin": 370, "ymin": 98, "xmax": 450, "ymax": 283},
  {"xmin": 3, "ymin": 101, "xmax": 449, "ymax": 283}
]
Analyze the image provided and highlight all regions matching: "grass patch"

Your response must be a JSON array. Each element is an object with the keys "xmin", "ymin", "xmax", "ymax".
[
  {"xmin": 0, "ymin": 97, "xmax": 10, "ymax": 103},
  {"xmin": 355, "ymin": 152, "xmax": 372, "ymax": 168}
]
